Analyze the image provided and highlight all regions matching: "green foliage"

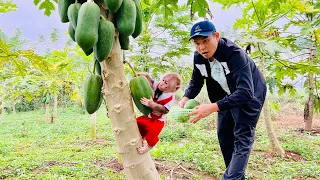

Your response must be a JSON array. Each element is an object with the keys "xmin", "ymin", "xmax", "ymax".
[
  {"xmin": 154, "ymin": 0, "xmax": 179, "ymax": 19},
  {"xmin": 0, "ymin": 0, "xmax": 17, "ymax": 13},
  {"xmin": 187, "ymin": 0, "xmax": 209, "ymax": 18},
  {"xmin": 34, "ymin": 0, "xmax": 57, "ymax": 16},
  {"xmin": 127, "ymin": 4, "xmax": 193, "ymax": 82}
]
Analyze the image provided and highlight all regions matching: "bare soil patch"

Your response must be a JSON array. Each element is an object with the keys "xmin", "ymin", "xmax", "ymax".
[{"xmin": 95, "ymin": 158, "xmax": 216, "ymax": 179}]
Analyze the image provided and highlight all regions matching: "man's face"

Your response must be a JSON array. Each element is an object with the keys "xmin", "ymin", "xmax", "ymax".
[{"xmin": 192, "ymin": 32, "xmax": 220, "ymax": 59}]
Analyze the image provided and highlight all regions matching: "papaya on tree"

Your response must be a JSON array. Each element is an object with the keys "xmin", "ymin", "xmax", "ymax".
[
  {"xmin": 75, "ymin": 2, "xmax": 100, "ymax": 54},
  {"xmin": 132, "ymin": 0, "xmax": 142, "ymax": 38},
  {"xmin": 84, "ymin": 74, "xmax": 103, "ymax": 114},
  {"xmin": 67, "ymin": 3, "xmax": 81, "ymax": 29},
  {"xmin": 82, "ymin": 48, "xmax": 93, "ymax": 56},
  {"xmin": 94, "ymin": 18, "xmax": 115, "ymax": 62},
  {"xmin": 68, "ymin": 23, "xmax": 75, "ymax": 41},
  {"xmin": 94, "ymin": 59, "xmax": 102, "ymax": 76},
  {"xmin": 119, "ymin": 34, "xmax": 130, "ymax": 50},
  {"xmin": 104, "ymin": 0, "xmax": 123, "ymax": 13},
  {"xmin": 58, "ymin": 0, "xmax": 75, "ymax": 23},
  {"xmin": 116, "ymin": 0, "xmax": 136, "ymax": 37}
]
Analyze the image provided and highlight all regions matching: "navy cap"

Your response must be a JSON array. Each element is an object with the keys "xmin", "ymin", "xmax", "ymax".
[{"xmin": 189, "ymin": 21, "xmax": 216, "ymax": 40}]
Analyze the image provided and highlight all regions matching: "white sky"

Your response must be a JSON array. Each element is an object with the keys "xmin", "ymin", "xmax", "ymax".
[{"xmin": 0, "ymin": 0, "xmax": 242, "ymax": 53}]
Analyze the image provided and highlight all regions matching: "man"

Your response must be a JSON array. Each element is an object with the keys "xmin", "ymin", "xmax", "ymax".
[{"xmin": 178, "ymin": 20, "xmax": 266, "ymax": 179}]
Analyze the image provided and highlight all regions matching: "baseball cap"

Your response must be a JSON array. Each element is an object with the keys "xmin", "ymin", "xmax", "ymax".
[{"xmin": 189, "ymin": 21, "xmax": 216, "ymax": 40}]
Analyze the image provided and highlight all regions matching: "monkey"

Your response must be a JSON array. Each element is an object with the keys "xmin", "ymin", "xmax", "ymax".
[{"xmin": 135, "ymin": 72, "xmax": 182, "ymax": 154}]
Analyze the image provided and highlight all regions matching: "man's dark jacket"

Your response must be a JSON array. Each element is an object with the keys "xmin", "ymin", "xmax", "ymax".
[{"xmin": 184, "ymin": 38, "xmax": 266, "ymax": 113}]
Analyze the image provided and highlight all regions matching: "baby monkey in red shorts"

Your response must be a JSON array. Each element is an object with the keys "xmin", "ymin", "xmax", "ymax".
[{"xmin": 136, "ymin": 72, "xmax": 182, "ymax": 154}]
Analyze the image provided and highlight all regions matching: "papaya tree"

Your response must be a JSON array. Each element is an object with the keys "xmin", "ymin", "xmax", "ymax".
[
  {"xmin": 281, "ymin": 0, "xmax": 320, "ymax": 131},
  {"xmin": 39, "ymin": 0, "xmax": 211, "ymax": 178},
  {"xmin": 0, "ymin": 29, "xmax": 50, "ymax": 116}
]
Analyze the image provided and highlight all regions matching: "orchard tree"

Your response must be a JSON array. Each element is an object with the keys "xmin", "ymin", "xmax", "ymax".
[
  {"xmin": 38, "ymin": 0, "xmax": 211, "ymax": 179},
  {"xmin": 282, "ymin": 0, "xmax": 320, "ymax": 131},
  {"xmin": 0, "ymin": 29, "xmax": 50, "ymax": 116}
]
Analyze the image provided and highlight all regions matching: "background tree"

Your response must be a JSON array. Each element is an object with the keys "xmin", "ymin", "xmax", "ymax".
[{"xmin": 281, "ymin": 0, "xmax": 320, "ymax": 131}]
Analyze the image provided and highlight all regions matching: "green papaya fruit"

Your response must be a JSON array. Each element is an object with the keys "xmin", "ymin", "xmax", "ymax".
[
  {"xmin": 104, "ymin": 0, "xmax": 123, "ymax": 13},
  {"xmin": 45, "ymin": 97, "xmax": 50, "ymax": 104},
  {"xmin": 83, "ymin": 48, "xmax": 93, "ymax": 56},
  {"xmin": 84, "ymin": 74, "xmax": 103, "ymax": 114},
  {"xmin": 94, "ymin": 19, "xmax": 115, "ymax": 62},
  {"xmin": 41, "ymin": 97, "xmax": 46, "ymax": 103},
  {"xmin": 116, "ymin": 0, "xmax": 136, "ymax": 37},
  {"xmin": 184, "ymin": 99, "xmax": 200, "ymax": 109},
  {"xmin": 67, "ymin": 3, "xmax": 81, "ymax": 29},
  {"xmin": 75, "ymin": 2, "xmax": 100, "ymax": 53},
  {"xmin": 132, "ymin": 0, "xmax": 142, "ymax": 38},
  {"xmin": 129, "ymin": 76, "xmax": 153, "ymax": 116},
  {"xmin": 58, "ymin": 0, "xmax": 75, "ymax": 23},
  {"xmin": 119, "ymin": 34, "xmax": 129, "ymax": 50},
  {"xmin": 95, "ymin": 60, "xmax": 102, "ymax": 75},
  {"xmin": 68, "ymin": 23, "xmax": 75, "ymax": 41}
]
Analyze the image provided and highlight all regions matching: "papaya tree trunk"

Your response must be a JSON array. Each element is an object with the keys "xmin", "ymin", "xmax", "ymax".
[
  {"xmin": 53, "ymin": 94, "xmax": 58, "ymax": 118},
  {"xmin": 1, "ymin": 101, "xmax": 4, "ymax": 117},
  {"xmin": 100, "ymin": 34, "xmax": 160, "ymax": 180},
  {"xmin": 259, "ymin": 45, "xmax": 285, "ymax": 155},
  {"xmin": 45, "ymin": 103, "xmax": 50, "ymax": 123},
  {"xmin": 262, "ymin": 99, "xmax": 285, "ymax": 154},
  {"xmin": 90, "ymin": 112, "xmax": 97, "ymax": 140},
  {"xmin": 12, "ymin": 101, "xmax": 16, "ymax": 114},
  {"xmin": 304, "ymin": 39, "xmax": 316, "ymax": 131},
  {"xmin": 304, "ymin": 73, "xmax": 314, "ymax": 131}
]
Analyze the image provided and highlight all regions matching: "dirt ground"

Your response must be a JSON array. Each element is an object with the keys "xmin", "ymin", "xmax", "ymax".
[{"xmin": 274, "ymin": 103, "xmax": 320, "ymax": 133}]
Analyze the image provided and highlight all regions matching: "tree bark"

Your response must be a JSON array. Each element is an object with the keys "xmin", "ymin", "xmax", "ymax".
[
  {"xmin": 1, "ymin": 101, "xmax": 4, "ymax": 117},
  {"xmin": 45, "ymin": 103, "xmax": 50, "ymax": 123},
  {"xmin": 259, "ymin": 46, "xmax": 285, "ymax": 155},
  {"xmin": 53, "ymin": 94, "xmax": 58, "ymax": 118},
  {"xmin": 100, "ymin": 34, "xmax": 160, "ymax": 180},
  {"xmin": 262, "ymin": 99, "xmax": 285, "ymax": 154},
  {"xmin": 12, "ymin": 101, "xmax": 16, "ymax": 114},
  {"xmin": 90, "ymin": 112, "xmax": 97, "ymax": 140},
  {"xmin": 304, "ymin": 73, "xmax": 314, "ymax": 131}
]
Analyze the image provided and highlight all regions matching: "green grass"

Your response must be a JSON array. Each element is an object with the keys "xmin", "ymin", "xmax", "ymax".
[{"xmin": 0, "ymin": 105, "xmax": 319, "ymax": 179}]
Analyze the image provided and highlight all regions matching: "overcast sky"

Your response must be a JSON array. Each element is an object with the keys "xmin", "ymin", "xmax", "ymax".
[{"xmin": 0, "ymin": 0, "xmax": 241, "ymax": 52}]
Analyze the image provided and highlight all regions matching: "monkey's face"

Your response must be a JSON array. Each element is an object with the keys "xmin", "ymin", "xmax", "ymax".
[{"xmin": 158, "ymin": 76, "xmax": 177, "ymax": 93}]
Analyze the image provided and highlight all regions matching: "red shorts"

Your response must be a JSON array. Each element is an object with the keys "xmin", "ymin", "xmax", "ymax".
[{"xmin": 136, "ymin": 115, "xmax": 165, "ymax": 147}]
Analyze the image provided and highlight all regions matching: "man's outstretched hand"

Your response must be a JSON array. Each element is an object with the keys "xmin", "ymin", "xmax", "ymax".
[{"xmin": 188, "ymin": 103, "xmax": 219, "ymax": 124}]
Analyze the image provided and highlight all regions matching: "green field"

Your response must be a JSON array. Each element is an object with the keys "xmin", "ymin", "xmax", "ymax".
[{"xmin": 1, "ymin": 105, "xmax": 319, "ymax": 180}]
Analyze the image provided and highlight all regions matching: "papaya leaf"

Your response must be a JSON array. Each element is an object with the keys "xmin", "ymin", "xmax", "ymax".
[
  {"xmin": 34, "ymin": 0, "xmax": 41, "ymax": 6},
  {"xmin": 38, "ymin": 0, "xmax": 55, "ymax": 16}
]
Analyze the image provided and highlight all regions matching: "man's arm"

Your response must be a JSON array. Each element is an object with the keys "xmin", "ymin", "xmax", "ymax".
[
  {"xmin": 184, "ymin": 55, "xmax": 204, "ymax": 99},
  {"xmin": 216, "ymin": 48, "xmax": 254, "ymax": 111}
]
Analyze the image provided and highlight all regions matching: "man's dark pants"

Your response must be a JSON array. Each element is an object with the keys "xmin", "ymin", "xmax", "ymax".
[{"xmin": 217, "ymin": 96, "xmax": 265, "ymax": 180}]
